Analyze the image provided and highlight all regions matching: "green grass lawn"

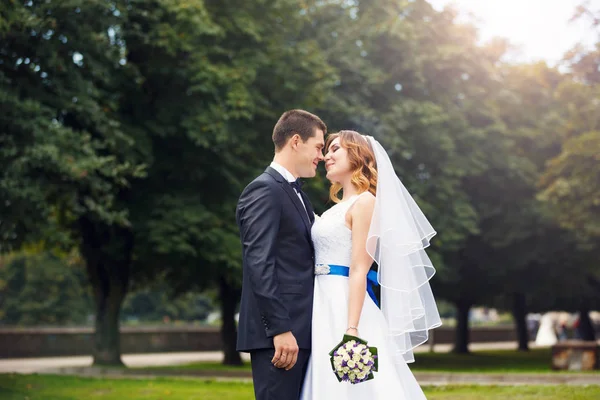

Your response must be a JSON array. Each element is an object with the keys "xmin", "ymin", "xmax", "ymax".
[
  {"xmin": 1, "ymin": 374, "xmax": 600, "ymax": 400},
  {"xmin": 143, "ymin": 348, "xmax": 600, "ymax": 374},
  {"xmin": 412, "ymin": 348, "xmax": 564, "ymax": 373}
]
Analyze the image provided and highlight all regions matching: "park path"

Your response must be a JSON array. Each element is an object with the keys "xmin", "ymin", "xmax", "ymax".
[{"xmin": 1, "ymin": 342, "xmax": 599, "ymax": 386}]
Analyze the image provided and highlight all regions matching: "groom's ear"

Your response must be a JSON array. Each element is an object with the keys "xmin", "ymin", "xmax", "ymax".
[{"xmin": 290, "ymin": 133, "xmax": 301, "ymax": 149}]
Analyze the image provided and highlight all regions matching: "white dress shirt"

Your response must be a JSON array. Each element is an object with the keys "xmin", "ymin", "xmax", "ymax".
[{"xmin": 270, "ymin": 161, "xmax": 307, "ymax": 212}]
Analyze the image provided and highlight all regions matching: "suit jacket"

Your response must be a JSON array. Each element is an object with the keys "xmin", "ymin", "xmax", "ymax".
[{"xmin": 236, "ymin": 166, "xmax": 315, "ymax": 351}]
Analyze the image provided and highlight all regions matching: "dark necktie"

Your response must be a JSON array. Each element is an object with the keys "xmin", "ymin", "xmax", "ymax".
[{"xmin": 290, "ymin": 178, "xmax": 304, "ymax": 193}]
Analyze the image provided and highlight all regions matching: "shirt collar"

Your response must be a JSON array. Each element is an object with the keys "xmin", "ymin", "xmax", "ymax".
[{"xmin": 270, "ymin": 161, "xmax": 297, "ymax": 183}]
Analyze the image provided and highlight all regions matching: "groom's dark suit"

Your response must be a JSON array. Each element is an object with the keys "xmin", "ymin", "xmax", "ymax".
[{"xmin": 236, "ymin": 166, "xmax": 315, "ymax": 400}]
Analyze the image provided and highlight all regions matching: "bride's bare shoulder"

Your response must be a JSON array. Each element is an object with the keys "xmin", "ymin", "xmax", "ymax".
[
  {"xmin": 356, "ymin": 191, "xmax": 375, "ymax": 205},
  {"xmin": 350, "ymin": 192, "xmax": 375, "ymax": 215}
]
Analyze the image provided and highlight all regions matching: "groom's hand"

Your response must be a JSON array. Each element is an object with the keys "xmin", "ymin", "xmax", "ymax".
[{"xmin": 272, "ymin": 331, "xmax": 299, "ymax": 370}]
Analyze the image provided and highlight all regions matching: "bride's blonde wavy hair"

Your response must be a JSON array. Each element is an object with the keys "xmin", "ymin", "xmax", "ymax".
[{"xmin": 326, "ymin": 130, "xmax": 378, "ymax": 203}]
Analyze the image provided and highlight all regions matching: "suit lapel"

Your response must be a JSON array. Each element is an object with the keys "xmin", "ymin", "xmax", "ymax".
[
  {"xmin": 265, "ymin": 167, "xmax": 312, "ymax": 235},
  {"xmin": 281, "ymin": 181, "xmax": 312, "ymax": 234},
  {"xmin": 301, "ymin": 191, "xmax": 315, "ymax": 225}
]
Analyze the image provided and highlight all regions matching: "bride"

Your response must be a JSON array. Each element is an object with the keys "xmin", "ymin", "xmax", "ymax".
[{"xmin": 301, "ymin": 131, "xmax": 441, "ymax": 399}]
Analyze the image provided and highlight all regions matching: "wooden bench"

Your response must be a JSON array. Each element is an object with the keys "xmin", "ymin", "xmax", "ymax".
[{"xmin": 551, "ymin": 340, "xmax": 599, "ymax": 371}]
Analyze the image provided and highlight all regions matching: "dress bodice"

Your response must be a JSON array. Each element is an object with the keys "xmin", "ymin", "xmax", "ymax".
[{"xmin": 311, "ymin": 195, "xmax": 360, "ymax": 267}]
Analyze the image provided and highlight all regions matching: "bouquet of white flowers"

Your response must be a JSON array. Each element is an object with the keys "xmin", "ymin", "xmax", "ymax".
[{"xmin": 329, "ymin": 334, "xmax": 378, "ymax": 384}]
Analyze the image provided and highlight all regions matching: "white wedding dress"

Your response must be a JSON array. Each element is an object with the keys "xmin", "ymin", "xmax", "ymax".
[{"xmin": 301, "ymin": 194, "xmax": 427, "ymax": 400}]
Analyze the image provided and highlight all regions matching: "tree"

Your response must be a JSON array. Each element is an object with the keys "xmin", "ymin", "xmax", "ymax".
[
  {"xmin": 476, "ymin": 62, "xmax": 567, "ymax": 351},
  {"xmin": 120, "ymin": 0, "xmax": 335, "ymax": 365},
  {"xmin": 1, "ymin": 1, "xmax": 145, "ymax": 365},
  {"xmin": 4, "ymin": 0, "xmax": 598, "ymax": 365},
  {"xmin": 303, "ymin": 0, "xmax": 514, "ymax": 353},
  {"xmin": 0, "ymin": 249, "xmax": 91, "ymax": 326},
  {"xmin": 539, "ymin": 130, "xmax": 600, "ymax": 239},
  {"xmin": 537, "ymin": 62, "xmax": 600, "ymax": 241},
  {"xmin": 537, "ymin": 40, "xmax": 600, "ymax": 340},
  {"xmin": 303, "ymin": 0, "xmax": 532, "ymax": 353},
  {"xmin": 2, "ymin": 0, "xmax": 337, "ymax": 366},
  {"xmin": 121, "ymin": 286, "xmax": 213, "ymax": 323}
]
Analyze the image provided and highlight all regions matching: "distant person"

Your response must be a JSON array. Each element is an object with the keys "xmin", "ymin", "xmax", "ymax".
[
  {"xmin": 557, "ymin": 321, "xmax": 568, "ymax": 341},
  {"xmin": 535, "ymin": 313, "xmax": 557, "ymax": 346},
  {"xmin": 573, "ymin": 317, "xmax": 581, "ymax": 340}
]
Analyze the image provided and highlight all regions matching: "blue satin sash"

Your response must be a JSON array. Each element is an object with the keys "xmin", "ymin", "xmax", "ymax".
[{"xmin": 326, "ymin": 265, "xmax": 380, "ymax": 308}]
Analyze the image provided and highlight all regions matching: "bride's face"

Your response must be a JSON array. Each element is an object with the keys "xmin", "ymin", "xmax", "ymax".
[{"xmin": 324, "ymin": 138, "xmax": 351, "ymax": 183}]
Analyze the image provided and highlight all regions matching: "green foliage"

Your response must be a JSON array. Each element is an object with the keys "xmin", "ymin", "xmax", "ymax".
[
  {"xmin": 124, "ymin": 0, "xmax": 336, "ymax": 293},
  {"xmin": 0, "ymin": 250, "xmax": 91, "ymax": 326},
  {"xmin": 122, "ymin": 286, "xmax": 214, "ymax": 323},
  {"xmin": 0, "ymin": 249, "xmax": 214, "ymax": 326},
  {"xmin": 539, "ymin": 131, "xmax": 600, "ymax": 238},
  {"xmin": 1, "ymin": 0, "xmax": 599, "ymax": 357},
  {"xmin": 0, "ymin": 0, "xmax": 145, "ymax": 253}
]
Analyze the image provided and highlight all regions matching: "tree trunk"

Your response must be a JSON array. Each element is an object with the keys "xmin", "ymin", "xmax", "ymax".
[
  {"xmin": 428, "ymin": 328, "xmax": 436, "ymax": 353},
  {"xmin": 92, "ymin": 273, "xmax": 128, "ymax": 365},
  {"xmin": 453, "ymin": 299, "xmax": 471, "ymax": 354},
  {"xmin": 578, "ymin": 303, "xmax": 596, "ymax": 341},
  {"xmin": 80, "ymin": 217, "xmax": 132, "ymax": 366},
  {"xmin": 512, "ymin": 292, "xmax": 529, "ymax": 351},
  {"xmin": 219, "ymin": 274, "xmax": 242, "ymax": 365}
]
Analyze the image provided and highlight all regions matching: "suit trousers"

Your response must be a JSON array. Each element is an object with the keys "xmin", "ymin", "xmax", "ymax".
[{"xmin": 250, "ymin": 348, "xmax": 311, "ymax": 400}]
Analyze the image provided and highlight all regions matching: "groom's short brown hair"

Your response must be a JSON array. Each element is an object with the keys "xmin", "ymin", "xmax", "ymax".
[{"xmin": 272, "ymin": 109, "xmax": 327, "ymax": 152}]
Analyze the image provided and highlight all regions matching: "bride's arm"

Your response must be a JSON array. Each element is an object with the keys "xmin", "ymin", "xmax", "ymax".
[{"xmin": 346, "ymin": 193, "xmax": 376, "ymax": 335}]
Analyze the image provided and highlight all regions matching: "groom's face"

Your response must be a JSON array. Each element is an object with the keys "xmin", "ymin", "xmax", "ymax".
[{"xmin": 295, "ymin": 128, "xmax": 325, "ymax": 178}]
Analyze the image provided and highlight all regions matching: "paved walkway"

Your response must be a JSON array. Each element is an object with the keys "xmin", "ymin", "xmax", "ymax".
[
  {"xmin": 0, "ymin": 351, "xmax": 249, "ymax": 374},
  {"xmin": 2, "ymin": 342, "xmax": 599, "ymax": 386}
]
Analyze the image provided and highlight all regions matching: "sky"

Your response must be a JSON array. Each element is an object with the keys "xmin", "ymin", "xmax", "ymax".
[{"xmin": 427, "ymin": 0, "xmax": 599, "ymax": 65}]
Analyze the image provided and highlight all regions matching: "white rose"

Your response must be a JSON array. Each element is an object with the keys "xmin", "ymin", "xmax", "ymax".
[{"xmin": 347, "ymin": 360, "xmax": 356, "ymax": 368}]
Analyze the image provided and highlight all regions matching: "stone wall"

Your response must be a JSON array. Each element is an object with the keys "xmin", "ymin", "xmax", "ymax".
[
  {"xmin": 1, "ymin": 325, "xmax": 519, "ymax": 358},
  {"xmin": 0, "ymin": 326, "xmax": 222, "ymax": 358}
]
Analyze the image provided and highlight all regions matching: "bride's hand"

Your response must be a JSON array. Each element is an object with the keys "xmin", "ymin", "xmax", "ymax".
[{"xmin": 346, "ymin": 327, "xmax": 359, "ymax": 335}]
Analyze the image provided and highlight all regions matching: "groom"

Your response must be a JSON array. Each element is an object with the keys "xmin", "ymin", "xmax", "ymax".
[{"xmin": 236, "ymin": 109, "xmax": 326, "ymax": 399}]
